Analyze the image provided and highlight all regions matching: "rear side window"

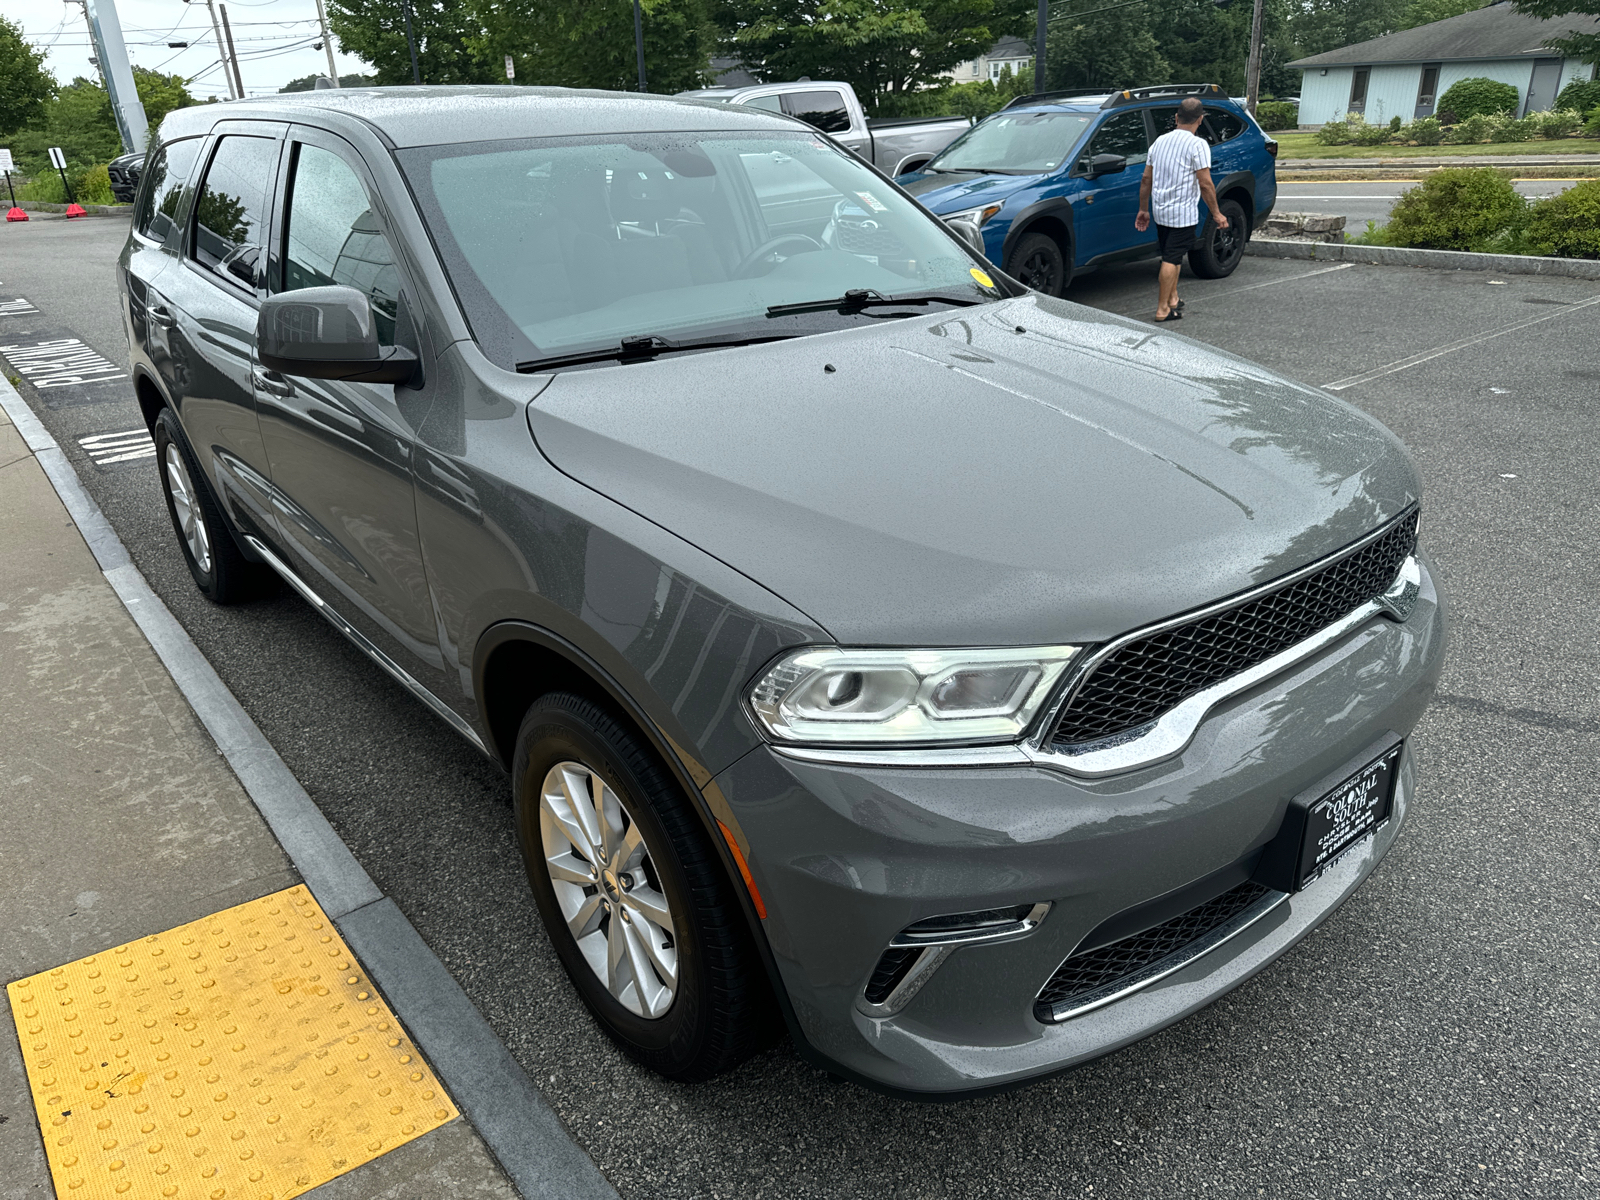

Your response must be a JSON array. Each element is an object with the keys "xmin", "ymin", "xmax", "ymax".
[
  {"xmin": 1203, "ymin": 107, "xmax": 1247, "ymax": 143},
  {"xmin": 134, "ymin": 138, "xmax": 202, "ymax": 244},
  {"xmin": 281, "ymin": 143, "xmax": 399, "ymax": 345},
  {"xmin": 191, "ymin": 135, "xmax": 278, "ymax": 289},
  {"xmin": 782, "ymin": 90, "xmax": 851, "ymax": 134}
]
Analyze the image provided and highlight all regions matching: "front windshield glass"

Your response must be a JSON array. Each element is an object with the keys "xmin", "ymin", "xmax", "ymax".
[
  {"xmin": 397, "ymin": 131, "xmax": 996, "ymax": 369},
  {"xmin": 929, "ymin": 111, "xmax": 1094, "ymax": 174}
]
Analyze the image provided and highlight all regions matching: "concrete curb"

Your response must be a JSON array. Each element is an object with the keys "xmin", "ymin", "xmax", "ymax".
[
  {"xmin": 0, "ymin": 375, "xmax": 620, "ymax": 1200},
  {"xmin": 1245, "ymin": 237, "xmax": 1600, "ymax": 281}
]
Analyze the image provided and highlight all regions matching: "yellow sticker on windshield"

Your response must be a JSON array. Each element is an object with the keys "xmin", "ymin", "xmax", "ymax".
[{"xmin": 970, "ymin": 267, "xmax": 996, "ymax": 289}]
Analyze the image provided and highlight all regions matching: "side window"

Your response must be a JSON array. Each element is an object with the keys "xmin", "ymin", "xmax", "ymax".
[
  {"xmin": 282, "ymin": 143, "xmax": 399, "ymax": 345},
  {"xmin": 782, "ymin": 90, "xmax": 851, "ymax": 134},
  {"xmin": 740, "ymin": 94, "xmax": 784, "ymax": 114},
  {"xmin": 1082, "ymin": 111, "xmax": 1149, "ymax": 169},
  {"xmin": 192, "ymin": 136, "xmax": 278, "ymax": 288},
  {"xmin": 1203, "ymin": 107, "xmax": 1246, "ymax": 144},
  {"xmin": 135, "ymin": 138, "xmax": 202, "ymax": 243}
]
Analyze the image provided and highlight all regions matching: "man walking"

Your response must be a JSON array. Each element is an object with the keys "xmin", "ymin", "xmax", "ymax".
[{"xmin": 1135, "ymin": 96, "xmax": 1227, "ymax": 323}]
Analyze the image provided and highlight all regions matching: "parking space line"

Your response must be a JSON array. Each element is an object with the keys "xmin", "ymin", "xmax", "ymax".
[
  {"xmin": 1119, "ymin": 262, "xmax": 1353, "ymax": 315},
  {"xmin": 1324, "ymin": 294, "xmax": 1600, "ymax": 390}
]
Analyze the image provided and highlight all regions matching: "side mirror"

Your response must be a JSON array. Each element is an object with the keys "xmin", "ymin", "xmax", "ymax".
[
  {"xmin": 256, "ymin": 285, "xmax": 418, "ymax": 384},
  {"xmin": 1087, "ymin": 153, "xmax": 1129, "ymax": 177}
]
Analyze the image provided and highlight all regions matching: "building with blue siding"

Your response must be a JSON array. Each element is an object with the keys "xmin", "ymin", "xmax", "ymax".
[{"xmin": 1291, "ymin": 2, "xmax": 1599, "ymax": 127}]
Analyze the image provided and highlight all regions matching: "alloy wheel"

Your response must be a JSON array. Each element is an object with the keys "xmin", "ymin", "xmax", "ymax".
[
  {"xmin": 1019, "ymin": 248, "xmax": 1059, "ymax": 294},
  {"xmin": 164, "ymin": 443, "xmax": 212, "ymax": 575},
  {"xmin": 1213, "ymin": 219, "xmax": 1244, "ymax": 270},
  {"xmin": 538, "ymin": 760, "xmax": 678, "ymax": 1018}
]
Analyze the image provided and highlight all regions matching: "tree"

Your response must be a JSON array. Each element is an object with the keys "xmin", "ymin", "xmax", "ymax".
[
  {"xmin": 477, "ymin": 0, "xmax": 715, "ymax": 93},
  {"xmin": 280, "ymin": 72, "xmax": 377, "ymax": 91},
  {"xmin": 327, "ymin": 0, "xmax": 496, "ymax": 84},
  {"xmin": 1045, "ymin": 1, "xmax": 1169, "ymax": 93},
  {"xmin": 1399, "ymin": 0, "xmax": 1487, "ymax": 30},
  {"xmin": 0, "ymin": 15, "xmax": 56, "ymax": 137},
  {"xmin": 718, "ymin": 0, "xmax": 1025, "ymax": 111},
  {"xmin": 11, "ymin": 78, "xmax": 122, "ymax": 174},
  {"xmin": 134, "ymin": 67, "xmax": 197, "ymax": 129},
  {"xmin": 1288, "ymin": 0, "xmax": 1405, "ymax": 59},
  {"xmin": 1514, "ymin": 0, "xmax": 1600, "ymax": 64}
]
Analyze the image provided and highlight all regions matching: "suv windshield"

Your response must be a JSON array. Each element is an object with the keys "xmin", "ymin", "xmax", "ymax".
[
  {"xmin": 928, "ymin": 111, "xmax": 1094, "ymax": 174},
  {"xmin": 398, "ymin": 131, "xmax": 996, "ymax": 369}
]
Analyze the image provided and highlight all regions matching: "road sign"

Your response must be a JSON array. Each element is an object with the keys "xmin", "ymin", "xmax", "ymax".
[
  {"xmin": 505, "ymin": 55, "xmax": 515, "ymax": 80},
  {"xmin": 48, "ymin": 147, "xmax": 66, "ymax": 170},
  {"xmin": 0, "ymin": 150, "xmax": 13, "ymax": 172}
]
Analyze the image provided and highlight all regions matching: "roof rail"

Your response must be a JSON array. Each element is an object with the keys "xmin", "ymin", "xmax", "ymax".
[
  {"xmin": 1101, "ymin": 83, "xmax": 1225, "ymax": 109},
  {"xmin": 1000, "ymin": 90, "xmax": 1103, "ymax": 110}
]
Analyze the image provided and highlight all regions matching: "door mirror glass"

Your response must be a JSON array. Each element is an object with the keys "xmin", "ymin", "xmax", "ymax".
[{"xmin": 257, "ymin": 284, "xmax": 417, "ymax": 382}]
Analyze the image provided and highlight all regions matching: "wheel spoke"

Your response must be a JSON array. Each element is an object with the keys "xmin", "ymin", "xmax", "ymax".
[
  {"xmin": 590, "ymin": 773, "xmax": 617, "ymax": 862},
  {"xmin": 606, "ymin": 908, "xmax": 632, "ymax": 1002},
  {"xmin": 633, "ymin": 915, "xmax": 677, "ymax": 993},
  {"xmin": 566, "ymin": 892, "xmax": 605, "ymax": 940},
  {"xmin": 622, "ymin": 884, "xmax": 671, "ymax": 932},
  {"xmin": 554, "ymin": 766, "xmax": 604, "ymax": 862},
  {"xmin": 623, "ymin": 920, "xmax": 671, "ymax": 1017},
  {"xmin": 615, "ymin": 820, "xmax": 647, "ymax": 874},
  {"xmin": 545, "ymin": 851, "xmax": 594, "ymax": 886}
]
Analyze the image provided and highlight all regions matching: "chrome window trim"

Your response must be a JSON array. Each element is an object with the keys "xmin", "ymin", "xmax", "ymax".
[
  {"xmin": 858, "ymin": 902, "xmax": 1051, "ymax": 1017},
  {"xmin": 1038, "ymin": 886, "xmax": 1290, "ymax": 1023},
  {"xmin": 773, "ymin": 512, "xmax": 1421, "ymax": 778}
]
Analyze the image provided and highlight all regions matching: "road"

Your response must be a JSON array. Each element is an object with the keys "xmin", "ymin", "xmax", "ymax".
[
  {"xmin": 1276, "ymin": 178, "xmax": 1579, "ymax": 228},
  {"xmin": 4, "ymin": 214, "xmax": 1598, "ymax": 1200}
]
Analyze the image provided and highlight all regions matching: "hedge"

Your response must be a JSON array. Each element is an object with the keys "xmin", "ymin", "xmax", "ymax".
[{"xmin": 1436, "ymin": 77, "xmax": 1520, "ymax": 122}]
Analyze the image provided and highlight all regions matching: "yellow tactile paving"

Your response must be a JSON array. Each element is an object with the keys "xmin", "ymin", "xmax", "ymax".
[{"xmin": 6, "ymin": 886, "xmax": 457, "ymax": 1200}]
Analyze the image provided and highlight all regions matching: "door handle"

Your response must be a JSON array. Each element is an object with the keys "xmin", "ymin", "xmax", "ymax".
[
  {"xmin": 252, "ymin": 366, "xmax": 295, "ymax": 397},
  {"xmin": 149, "ymin": 303, "xmax": 175, "ymax": 328}
]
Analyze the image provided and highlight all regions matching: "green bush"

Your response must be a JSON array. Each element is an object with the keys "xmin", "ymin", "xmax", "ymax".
[
  {"xmin": 1384, "ymin": 167, "xmax": 1527, "ymax": 251},
  {"xmin": 1554, "ymin": 79, "xmax": 1600, "ymax": 116},
  {"xmin": 1256, "ymin": 101, "xmax": 1297, "ymax": 131},
  {"xmin": 1406, "ymin": 116, "xmax": 1444, "ymax": 145},
  {"xmin": 11, "ymin": 163, "xmax": 113, "ymax": 205},
  {"xmin": 16, "ymin": 173, "xmax": 64, "ymax": 202},
  {"xmin": 1493, "ymin": 115, "xmax": 1531, "ymax": 143},
  {"xmin": 1353, "ymin": 120, "xmax": 1392, "ymax": 146},
  {"xmin": 1523, "ymin": 178, "xmax": 1600, "ymax": 259},
  {"xmin": 1529, "ymin": 108, "xmax": 1583, "ymax": 139},
  {"xmin": 1388, "ymin": 115, "xmax": 1403, "ymax": 133},
  {"xmin": 1587, "ymin": 109, "xmax": 1600, "ymax": 138},
  {"xmin": 1315, "ymin": 117, "xmax": 1352, "ymax": 144},
  {"xmin": 73, "ymin": 163, "xmax": 113, "ymax": 205},
  {"xmin": 1443, "ymin": 112, "xmax": 1493, "ymax": 144},
  {"xmin": 1436, "ymin": 77, "xmax": 1520, "ymax": 120}
]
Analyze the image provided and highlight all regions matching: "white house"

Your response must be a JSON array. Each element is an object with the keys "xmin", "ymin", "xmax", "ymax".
[
  {"xmin": 1291, "ymin": 2, "xmax": 1599, "ymax": 126},
  {"xmin": 945, "ymin": 36, "xmax": 1034, "ymax": 86}
]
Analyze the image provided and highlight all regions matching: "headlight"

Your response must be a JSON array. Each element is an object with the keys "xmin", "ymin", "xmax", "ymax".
[
  {"xmin": 748, "ymin": 646, "xmax": 1079, "ymax": 745},
  {"xmin": 942, "ymin": 203, "xmax": 1002, "ymax": 254}
]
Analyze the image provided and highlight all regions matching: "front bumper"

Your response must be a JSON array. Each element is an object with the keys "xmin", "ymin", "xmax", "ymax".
[{"xmin": 711, "ymin": 555, "xmax": 1445, "ymax": 1095}]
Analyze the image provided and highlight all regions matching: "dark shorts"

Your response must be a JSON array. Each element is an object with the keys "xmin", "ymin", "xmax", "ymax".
[{"xmin": 1155, "ymin": 223, "xmax": 1195, "ymax": 265}]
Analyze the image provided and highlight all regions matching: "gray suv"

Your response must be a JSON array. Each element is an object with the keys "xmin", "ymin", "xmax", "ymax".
[{"xmin": 118, "ymin": 87, "xmax": 1445, "ymax": 1097}]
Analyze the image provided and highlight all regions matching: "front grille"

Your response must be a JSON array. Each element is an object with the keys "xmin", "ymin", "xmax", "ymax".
[
  {"xmin": 1034, "ymin": 881, "xmax": 1269, "ymax": 1021},
  {"xmin": 1051, "ymin": 510, "xmax": 1418, "ymax": 747}
]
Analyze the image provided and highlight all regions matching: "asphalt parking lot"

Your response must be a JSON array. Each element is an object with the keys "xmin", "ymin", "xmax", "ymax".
[{"xmin": 4, "ymin": 215, "xmax": 1598, "ymax": 1199}]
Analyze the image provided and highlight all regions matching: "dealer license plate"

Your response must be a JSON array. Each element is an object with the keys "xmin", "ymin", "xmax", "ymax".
[{"xmin": 1293, "ymin": 743, "xmax": 1402, "ymax": 888}]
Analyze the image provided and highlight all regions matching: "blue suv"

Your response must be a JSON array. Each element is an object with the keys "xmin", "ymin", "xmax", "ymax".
[{"xmin": 899, "ymin": 84, "xmax": 1278, "ymax": 295}]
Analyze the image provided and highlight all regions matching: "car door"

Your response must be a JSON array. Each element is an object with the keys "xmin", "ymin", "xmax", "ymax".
[
  {"xmin": 149, "ymin": 124, "xmax": 283, "ymax": 542},
  {"xmin": 1070, "ymin": 109, "xmax": 1152, "ymax": 261},
  {"xmin": 121, "ymin": 134, "xmax": 204, "ymax": 397},
  {"xmin": 254, "ymin": 124, "xmax": 447, "ymax": 693}
]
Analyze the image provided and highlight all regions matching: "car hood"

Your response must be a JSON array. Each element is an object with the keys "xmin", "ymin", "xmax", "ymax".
[
  {"xmin": 896, "ymin": 171, "xmax": 1033, "ymax": 212},
  {"xmin": 525, "ymin": 294, "xmax": 1419, "ymax": 647}
]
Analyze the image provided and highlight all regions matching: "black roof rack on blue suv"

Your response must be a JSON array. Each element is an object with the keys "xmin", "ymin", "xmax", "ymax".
[{"xmin": 1001, "ymin": 83, "xmax": 1227, "ymax": 112}]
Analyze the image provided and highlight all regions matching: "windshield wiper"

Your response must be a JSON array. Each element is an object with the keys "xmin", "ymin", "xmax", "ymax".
[
  {"xmin": 765, "ymin": 289, "xmax": 984, "ymax": 318},
  {"xmin": 516, "ymin": 333, "xmax": 795, "ymax": 373}
]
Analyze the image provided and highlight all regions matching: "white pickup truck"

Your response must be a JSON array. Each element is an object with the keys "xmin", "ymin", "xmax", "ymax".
[{"xmin": 677, "ymin": 81, "xmax": 972, "ymax": 178}]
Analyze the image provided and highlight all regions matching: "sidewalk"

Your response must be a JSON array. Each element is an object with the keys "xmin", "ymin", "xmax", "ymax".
[{"xmin": 0, "ymin": 397, "xmax": 518, "ymax": 1197}]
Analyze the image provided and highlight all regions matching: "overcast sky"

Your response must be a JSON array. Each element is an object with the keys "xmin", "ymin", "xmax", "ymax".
[{"xmin": 2, "ymin": 0, "xmax": 374, "ymax": 100}]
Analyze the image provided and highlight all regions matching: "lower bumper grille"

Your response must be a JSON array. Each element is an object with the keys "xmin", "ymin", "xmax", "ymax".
[{"xmin": 1035, "ymin": 880, "xmax": 1276, "ymax": 1022}]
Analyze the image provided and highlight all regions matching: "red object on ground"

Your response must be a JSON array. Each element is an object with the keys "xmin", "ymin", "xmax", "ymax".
[
  {"xmin": 5, "ymin": 207, "xmax": 27, "ymax": 222},
  {"xmin": 64, "ymin": 202, "xmax": 87, "ymax": 218}
]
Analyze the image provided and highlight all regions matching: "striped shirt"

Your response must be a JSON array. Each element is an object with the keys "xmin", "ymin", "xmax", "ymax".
[{"xmin": 1147, "ymin": 128, "xmax": 1211, "ymax": 228}]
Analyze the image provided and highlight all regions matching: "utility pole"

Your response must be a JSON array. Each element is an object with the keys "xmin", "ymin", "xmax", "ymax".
[
  {"xmin": 79, "ymin": 0, "xmax": 150, "ymax": 154},
  {"xmin": 186, "ymin": 0, "xmax": 236, "ymax": 100},
  {"xmin": 632, "ymin": 0, "xmax": 647, "ymax": 92},
  {"xmin": 399, "ymin": 0, "xmax": 421, "ymax": 84},
  {"xmin": 1244, "ymin": 0, "xmax": 1266, "ymax": 115},
  {"xmin": 1035, "ymin": 0, "xmax": 1048, "ymax": 92},
  {"xmin": 314, "ymin": 0, "xmax": 340, "ymax": 86},
  {"xmin": 219, "ymin": 4, "xmax": 245, "ymax": 98}
]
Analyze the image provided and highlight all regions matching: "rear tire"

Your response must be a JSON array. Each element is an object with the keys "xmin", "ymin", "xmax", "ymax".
[
  {"xmin": 153, "ymin": 408, "xmax": 270, "ymax": 603},
  {"xmin": 1188, "ymin": 199, "xmax": 1249, "ymax": 279},
  {"xmin": 512, "ymin": 692, "xmax": 778, "ymax": 1082},
  {"xmin": 1006, "ymin": 232, "xmax": 1069, "ymax": 297}
]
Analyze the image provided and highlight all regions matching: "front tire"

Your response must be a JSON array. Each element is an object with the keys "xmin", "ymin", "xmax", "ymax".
[
  {"xmin": 1189, "ymin": 199, "xmax": 1249, "ymax": 279},
  {"xmin": 153, "ymin": 408, "xmax": 270, "ymax": 603},
  {"xmin": 512, "ymin": 692, "xmax": 776, "ymax": 1081},
  {"xmin": 1006, "ymin": 231, "xmax": 1069, "ymax": 297}
]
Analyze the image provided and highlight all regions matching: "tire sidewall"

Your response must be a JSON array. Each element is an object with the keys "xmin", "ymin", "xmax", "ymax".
[
  {"xmin": 1191, "ymin": 199, "xmax": 1248, "ymax": 278},
  {"xmin": 513, "ymin": 699, "xmax": 707, "ymax": 1063},
  {"xmin": 1007, "ymin": 232, "xmax": 1068, "ymax": 297}
]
